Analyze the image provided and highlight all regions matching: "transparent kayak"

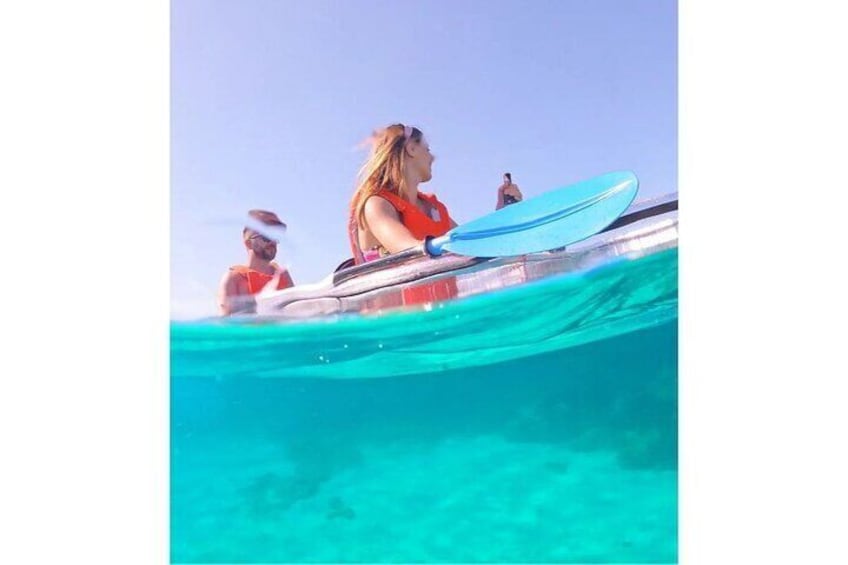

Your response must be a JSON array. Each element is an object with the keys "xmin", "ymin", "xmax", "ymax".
[{"xmin": 254, "ymin": 193, "xmax": 678, "ymax": 321}]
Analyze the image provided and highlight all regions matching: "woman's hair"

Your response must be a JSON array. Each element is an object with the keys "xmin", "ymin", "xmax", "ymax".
[{"xmin": 350, "ymin": 123, "xmax": 422, "ymax": 228}]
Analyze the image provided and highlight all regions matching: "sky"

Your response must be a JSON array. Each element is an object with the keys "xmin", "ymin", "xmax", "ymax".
[{"xmin": 171, "ymin": 0, "xmax": 677, "ymax": 319}]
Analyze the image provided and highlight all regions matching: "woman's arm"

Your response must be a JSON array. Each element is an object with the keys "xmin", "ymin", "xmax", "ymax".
[{"xmin": 362, "ymin": 196, "xmax": 422, "ymax": 253}]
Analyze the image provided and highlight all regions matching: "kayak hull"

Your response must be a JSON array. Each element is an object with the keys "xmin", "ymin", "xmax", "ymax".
[{"xmin": 255, "ymin": 193, "xmax": 678, "ymax": 320}]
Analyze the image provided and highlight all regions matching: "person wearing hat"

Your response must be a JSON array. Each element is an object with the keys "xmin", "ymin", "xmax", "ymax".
[{"xmin": 217, "ymin": 209, "xmax": 295, "ymax": 315}]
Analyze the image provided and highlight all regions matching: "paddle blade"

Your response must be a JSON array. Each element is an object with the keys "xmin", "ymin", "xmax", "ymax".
[{"xmin": 438, "ymin": 171, "xmax": 639, "ymax": 257}]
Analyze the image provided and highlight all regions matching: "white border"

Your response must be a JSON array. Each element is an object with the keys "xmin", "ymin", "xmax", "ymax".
[
  {"xmin": 2, "ymin": 2, "xmax": 168, "ymax": 563},
  {"xmin": 682, "ymin": 0, "xmax": 847, "ymax": 562}
]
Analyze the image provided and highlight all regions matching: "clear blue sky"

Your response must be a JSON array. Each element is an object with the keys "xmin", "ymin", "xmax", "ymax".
[{"xmin": 171, "ymin": 0, "xmax": 677, "ymax": 319}]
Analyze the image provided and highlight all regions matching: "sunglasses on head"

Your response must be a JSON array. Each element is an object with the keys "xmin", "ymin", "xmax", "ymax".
[{"xmin": 249, "ymin": 233, "xmax": 277, "ymax": 244}]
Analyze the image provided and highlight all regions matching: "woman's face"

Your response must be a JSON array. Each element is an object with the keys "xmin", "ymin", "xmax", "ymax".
[{"xmin": 408, "ymin": 135, "xmax": 434, "ymax": 182}]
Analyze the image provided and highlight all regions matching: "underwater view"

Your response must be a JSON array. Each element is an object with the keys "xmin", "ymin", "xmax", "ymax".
[{"xmin": 171, "ymin": 248, "xmax": 678, "ymax": 563}]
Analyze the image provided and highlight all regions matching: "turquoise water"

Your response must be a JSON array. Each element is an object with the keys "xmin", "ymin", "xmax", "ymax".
[{"xmin": 171, "ymin": 248, "xmax": 678, "ymax": 563}]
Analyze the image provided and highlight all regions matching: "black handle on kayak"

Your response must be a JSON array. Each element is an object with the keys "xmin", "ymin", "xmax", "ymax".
[{"xmin": 332, "ymin": 245, "xmax": 429, "ymax": 285}]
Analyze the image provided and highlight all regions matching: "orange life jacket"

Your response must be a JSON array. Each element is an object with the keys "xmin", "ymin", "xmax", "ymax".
[
  {"xmin": 229, "ymin": 264, "xmax": 293, "ymax": 294},
  {"xmin": 348, "ymin": 190, "xmax": 453, "ymax": 264}
]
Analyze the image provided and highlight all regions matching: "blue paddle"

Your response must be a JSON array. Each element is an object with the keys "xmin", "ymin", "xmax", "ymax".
[{"xmin": 425, "ymin": 170, "xmax": 639, "ymax": 258}]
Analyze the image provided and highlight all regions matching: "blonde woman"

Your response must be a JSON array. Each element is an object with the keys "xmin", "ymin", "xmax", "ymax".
[{"xmin": 348, "ymin": 124, "xmax": 458, "ymax": 264}]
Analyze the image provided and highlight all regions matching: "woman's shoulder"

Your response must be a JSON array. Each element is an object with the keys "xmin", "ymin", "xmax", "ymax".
[
  {"xmin": 367, "ymin": 191, "xmax": 407, "ymax": 210},
  {"xmin": 363, "ymin": 193, "xmax": 404, "ymax": 217}
]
